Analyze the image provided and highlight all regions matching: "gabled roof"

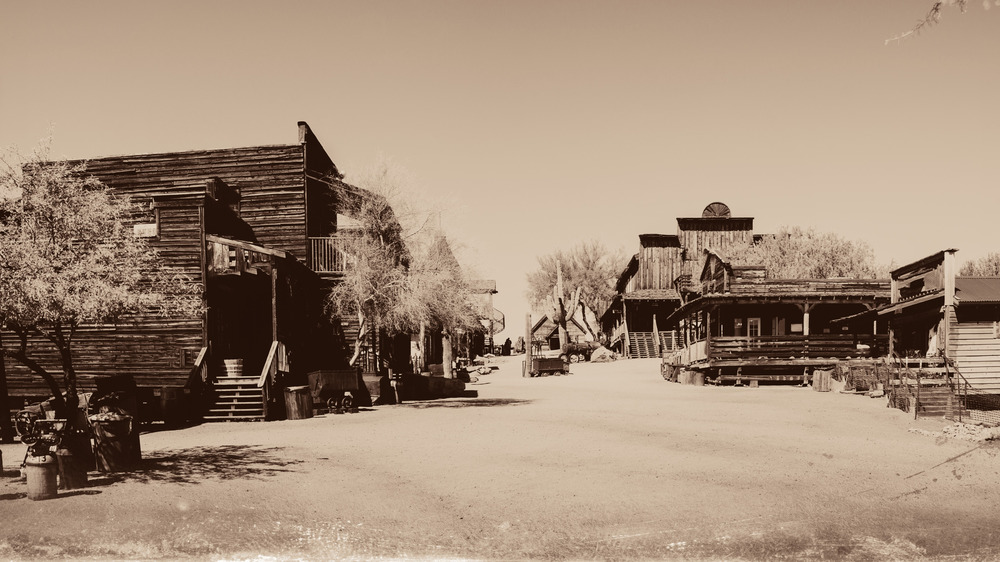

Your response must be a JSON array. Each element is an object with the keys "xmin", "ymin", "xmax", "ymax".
[
  {"xmin": 955, "ymin": 277, "xmax": 1000, "ymax": 304},
  {"xmin": 531, "ymin": 314, "xmax": 587, "ymax": 337}
]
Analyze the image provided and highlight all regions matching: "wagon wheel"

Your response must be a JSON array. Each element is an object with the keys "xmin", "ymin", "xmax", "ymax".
[
  {"xmin": 570, "ymin": 354, "xmax": 580, "ymax": 363},
  {"xmin": 341, "ymin": 393, "xmax": 354, "ymax": 411},
  {"xmin": 14, "ymin": 412, "xmax": 37, "ymax": 438}
]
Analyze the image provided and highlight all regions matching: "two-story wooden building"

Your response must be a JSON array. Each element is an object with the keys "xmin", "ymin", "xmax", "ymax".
[
  {"xmin": 4, "ymin": 122, "xmax": 390, "ymax": 421},
  {"xmin": 601, "ymin": 202, "xmax": 759, "ymax": 358}
]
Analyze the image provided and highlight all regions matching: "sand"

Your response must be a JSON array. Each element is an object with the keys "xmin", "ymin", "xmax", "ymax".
[{"xmin": 1, "ymin": 355, "xmax": 998, "ymax": 560}]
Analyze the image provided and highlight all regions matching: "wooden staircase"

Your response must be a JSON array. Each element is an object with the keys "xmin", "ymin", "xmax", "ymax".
[
  {"xmin": 205, "ymin": 376, "xmax": 264, "ymax": 421},
  {"xmin": 628, "ymin": 332, "xmax": 657, "ymax": 359},
  {"xmin": 915, "ymin": 385, "xmax": 964, "ymax": 420}
]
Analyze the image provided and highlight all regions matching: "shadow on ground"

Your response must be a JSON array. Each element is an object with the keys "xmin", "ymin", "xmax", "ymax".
[
  {"xmin": 398, "ymin": 398, "xmax": 532, "ymax": 409},
  {"xmin": 89, "ymin": 445, "xmax": 302, "ymax": 486}
]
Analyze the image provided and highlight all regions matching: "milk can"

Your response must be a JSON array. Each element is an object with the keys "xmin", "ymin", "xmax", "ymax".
[{"xmin": 25, "ymin": 453, "xmax": 58, "ymax": 500}]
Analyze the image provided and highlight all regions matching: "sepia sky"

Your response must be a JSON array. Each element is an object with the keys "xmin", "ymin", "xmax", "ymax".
[{"xmin": 2, "ymin": 1, "xmax": 998, "ymax": 339}]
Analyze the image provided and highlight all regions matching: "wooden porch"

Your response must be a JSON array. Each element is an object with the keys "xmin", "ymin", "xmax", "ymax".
[{"xmin": 663, "ymin": 334, "xmax": 888, "ymax": 382}]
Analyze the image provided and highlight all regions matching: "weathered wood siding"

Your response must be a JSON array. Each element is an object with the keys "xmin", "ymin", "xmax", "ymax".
[
  {"xmin": 678, "ymin": 218, "xmax": 753, "ymax": 257},
  {"xmin": 3, "ymin": 197, "xmax": 207, "ymax": 398},
  {"xmin": 85, "ymin": 145, "xmax": 308, "ymax": 259},
  {"xmin": 636, "ymin": 245, "xmax": 684, "ymax": 291},
  {"xmin": 950, "ymin": 317, "xmax": 1000, "ymax": 387}
]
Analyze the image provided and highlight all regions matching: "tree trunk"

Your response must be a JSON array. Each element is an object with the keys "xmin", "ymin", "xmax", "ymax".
[
  {"xmin": 556, "ymin": 261, "xmax": 569, "ymax": 350},
  {"xmin": 348, "ymin": 312, "xmax": 368, "ymax": 368},
  {"xmin": 417, "ymin": 322, "xmax": 427, "ymax": 373},
  {"xmin": 442, "ymin": 332, "xmax": 453, "ymax": 379},
  {"xmin": 0, "ymin": 331, "xmax": 13, "ymax": 443}
]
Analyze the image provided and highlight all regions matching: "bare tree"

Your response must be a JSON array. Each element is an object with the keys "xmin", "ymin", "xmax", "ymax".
[
  {"xmin": 326, "ymin": 156, "xmax": 480, "ymax": 377},
  {"xmin": 887, "ymin": 0, "xmax": 998, "ymax": 44},
  {"xmin": 960, "ymin": 252, "xmax": 1000, "ymax": 276}
]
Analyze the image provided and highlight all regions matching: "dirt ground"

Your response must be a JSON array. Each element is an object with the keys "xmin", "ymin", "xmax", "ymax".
[{"xmin": 2, "ymin": 355, "xmax": 999, "ymax": 561}]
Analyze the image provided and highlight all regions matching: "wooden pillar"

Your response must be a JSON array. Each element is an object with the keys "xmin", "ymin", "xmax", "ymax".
[
  {"xmin": 622, "ymin": 304, "xmax": 631, "ymax": 358},
  {"xmin": 801, "ymin": 303, "xmax": 812, "ymax": 337},
  {"xmin": 942, "ymin": 249, "xmax": 957, "ymax": 358},
  {"xmin": 524, "ymin": 313, "xmax": 532, "ymax": 377},
  {"xmin": 705, "ymin": 308, "xmax": 713, "ymax": 352}
]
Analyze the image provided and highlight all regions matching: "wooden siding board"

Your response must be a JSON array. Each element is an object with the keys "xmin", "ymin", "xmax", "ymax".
[{"xmin": 82, "ymin": 145, "xmax": 308, "ymax": 258}]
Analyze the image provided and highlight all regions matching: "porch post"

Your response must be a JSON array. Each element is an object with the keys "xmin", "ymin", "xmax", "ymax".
[
  {"xmin": 705, "ymin": 308, "xmax": 712, "ymax": 351},
  {"xmin": 942, "ymin": 249, "xmax": 957, "ymax": 358},
  {"xmin": 802, "ymin": 303, "xmax": 812, "ymax": 337}
]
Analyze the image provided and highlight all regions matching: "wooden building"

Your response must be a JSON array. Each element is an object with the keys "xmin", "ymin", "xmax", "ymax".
[
  {"xmin": 4, "ymin": 122, "xmax": 386, "ymax": 421},
  {"xmin": 530, "ymin": 314, "xmax": 593, "ymax": 353},
  {"xmin": 662, "ymin": 249, "xmax": 890, "ymax": 384},
  {"xmin": 878, "ymin": 249, "xmax": 1000, "ymax": 392},
  {"xmin": 602, "ymin": 202, "xmax": 759, "ymax": 358}
]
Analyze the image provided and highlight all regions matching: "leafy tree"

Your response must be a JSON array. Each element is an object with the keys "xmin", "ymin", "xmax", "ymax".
[
  {"xmin": 526, "ymin": 240, "xmax": 624, "ymax": 322},
  {"xmin": 960, "ymin": 252, "xmax": 1000, "ymax": 276},
  {"xmin": 724, "ymin": 226, "xmax": 888, "ymax": 279},
  {"xmin": 0, "ymin": 149, "xmax": 201, "ymax": 430}
]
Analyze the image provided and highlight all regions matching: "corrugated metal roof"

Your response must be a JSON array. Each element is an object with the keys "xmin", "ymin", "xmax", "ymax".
[
  {"xmin": 622, "ymin": 288, "xmax": 681, "ymax": 301},
  {"xmin": 956, "ymin": 277, "xmax": 1000, "ymax": 304}
]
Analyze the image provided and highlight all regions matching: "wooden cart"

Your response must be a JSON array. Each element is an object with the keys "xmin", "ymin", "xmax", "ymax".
[
  {"xmin": 530, "ymin": 357, "xmax": 568, "ymax": 377},
  {"xmin": 307, "ymin": 369, "xmax": 359, "ymax": 414}
]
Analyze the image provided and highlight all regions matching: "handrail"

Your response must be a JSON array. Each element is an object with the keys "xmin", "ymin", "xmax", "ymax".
[
  {"xmin": 941, "ymin": 353, "xmax": 970, "ymax": 422},
  {"xmin": 257, "ymin": 341, "xmax": 280, "ymax": 388}
]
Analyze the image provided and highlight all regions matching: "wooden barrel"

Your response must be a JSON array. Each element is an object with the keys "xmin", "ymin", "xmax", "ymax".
[
  {"xmin": 222, "ymin": 359, "xmax": 244, "ymax": 377},
  {"xmin": 813, "ymin": 369, "xmax": 833, "ymax": 392},
  {"xmin": 283, "ymin": 386, "xmax": 313, "ymax": 420},
  {"xmin": 160, "ymin": 387, "xmax": 187, "ymax": 427}
]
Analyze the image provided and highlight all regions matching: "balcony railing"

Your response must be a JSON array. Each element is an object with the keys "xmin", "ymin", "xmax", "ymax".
[{"xmin": 309, "ymin": 236, "xmax": 352, "ymax": 273}]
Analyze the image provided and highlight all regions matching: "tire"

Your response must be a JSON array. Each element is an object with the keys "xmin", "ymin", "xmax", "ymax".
[{"xmin": 570, "ymin": 354, "xmax": 580, "ymax": 363}]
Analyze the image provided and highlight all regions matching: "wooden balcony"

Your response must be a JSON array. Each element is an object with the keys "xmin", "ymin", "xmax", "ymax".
[{"xmin": 309, "ymin": 236, "xmax": 352, "ymax": 274}]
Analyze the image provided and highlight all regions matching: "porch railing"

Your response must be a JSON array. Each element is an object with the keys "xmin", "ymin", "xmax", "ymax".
[
  {"xmin": 708, "ymin": 334, "xmax": 886, "ymax": 360},
  {"xmin": 309, "ymin": 236, "xmax": 352, "ymax": 273},
  {"xmin": 257, "ymin": 341, "xmax": 288, "ymax": 420}
]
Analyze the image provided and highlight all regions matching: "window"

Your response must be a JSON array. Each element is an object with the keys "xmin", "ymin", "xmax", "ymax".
[
  {"xmin": 748, "ymin": 318, "xmax": 761, "ymax": 338},
  {"xmin": 132, "ymin": 208, "xmax": 160, "ymax": 239}
]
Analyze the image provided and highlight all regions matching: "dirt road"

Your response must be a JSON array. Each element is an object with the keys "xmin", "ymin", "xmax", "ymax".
[{"xmin": 2, "ymin": 356, "xmax": 998, "ymax": 560}]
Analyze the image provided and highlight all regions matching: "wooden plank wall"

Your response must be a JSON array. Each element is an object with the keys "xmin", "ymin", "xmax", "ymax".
[
  {"xmin": 679, "ymin": 221, "xmax": 753, "ymax": 261},
  {"xmin": 2, "ymin": 193, "xmax": 208, "ymax": 398},
  {"xmin": 4, "ymin": 318, "xmax": 205, "ymax": 398},
  {"xmin": 85, "ymin": 145, "xmax": 308, "ymax": 260},
  {"xmin": 951, "ymin": 318, "xmax": 1000, "ymax": 388},
  {"xmin": 636, "ymin": 246, "xmax": 683, "ymax": 291}
]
